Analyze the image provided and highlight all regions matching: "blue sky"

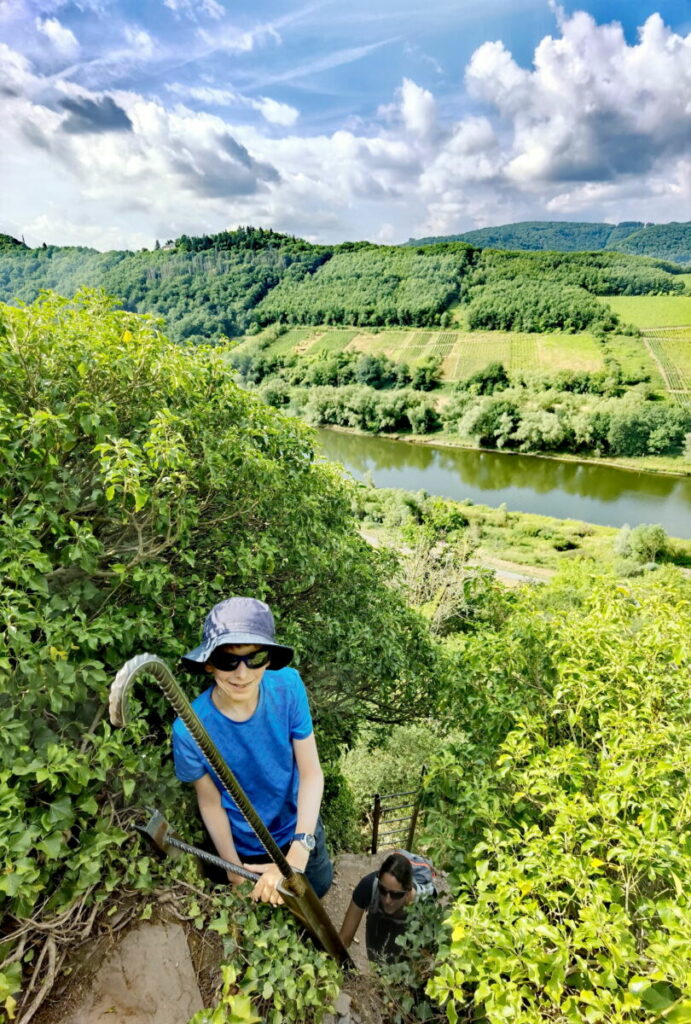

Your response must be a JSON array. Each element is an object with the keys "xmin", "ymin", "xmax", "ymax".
[{"xmin": 1, "ymin": 0, "xmax": 689, "ymax": 248}]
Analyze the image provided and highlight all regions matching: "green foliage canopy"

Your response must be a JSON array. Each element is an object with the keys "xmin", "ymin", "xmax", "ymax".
[
  {"xmin": 423, "ymin": 567, "xmax": 691, "ymax": 1024},
  {"xmin": 0, "ymin": 290, "xmax": 443, "ymax": 1005},
  {"xmin": 220, "ymin": 245, "xmax": 474, "ymax": 328}
]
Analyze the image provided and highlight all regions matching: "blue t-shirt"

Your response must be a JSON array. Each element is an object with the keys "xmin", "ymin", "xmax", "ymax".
[{"xmin": 172, "ymin": 667, "xmax": 313, "ymax": 857}]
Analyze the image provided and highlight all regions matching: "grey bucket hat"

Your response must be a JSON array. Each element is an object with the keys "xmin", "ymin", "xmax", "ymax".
[{"xmin": 181, "ymin": 597, "xmax": 293, "ymax": 674}]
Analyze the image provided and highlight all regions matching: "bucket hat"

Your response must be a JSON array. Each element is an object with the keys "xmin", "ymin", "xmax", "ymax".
[{"xmin": 181, "ymin": 597, "xmax": 293, "ymax": 674}]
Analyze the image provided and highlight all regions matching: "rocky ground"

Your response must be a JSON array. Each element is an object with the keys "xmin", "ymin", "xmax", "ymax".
[{"xmin": 34, "ymin": 853, "xmax": 392, "ymax": 1024}]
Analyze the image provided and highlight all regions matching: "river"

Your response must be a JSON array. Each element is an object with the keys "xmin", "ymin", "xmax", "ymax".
[{"xmin": 314, "ymin": 429, "xmax": 691, "ymax": 539}]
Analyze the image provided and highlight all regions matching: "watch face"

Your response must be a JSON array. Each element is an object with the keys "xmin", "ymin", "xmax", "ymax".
[{"xmin": 296, "ymin": 832, "xmax": 316, "ymax": 850}]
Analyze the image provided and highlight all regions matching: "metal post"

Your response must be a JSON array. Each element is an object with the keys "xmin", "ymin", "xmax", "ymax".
[{"xmin": 371, "ymin": 793, "xmax": 381, "ymax": 855}]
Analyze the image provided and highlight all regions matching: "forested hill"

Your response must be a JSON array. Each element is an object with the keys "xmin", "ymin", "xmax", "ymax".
[
  {"xmin": 0, "ymin": 228, "xmax": 475, "ymax": 343},
  {"xmin": 0, "ymin": 225, "xmax": 686, "ymax": 345},
  {"xmin": 0, "ymin": 233, "xmax": 27, "ymax": 249},
  {"xmin": 405, "ymin": 220, "xmax": 691, "ymax": 264}
]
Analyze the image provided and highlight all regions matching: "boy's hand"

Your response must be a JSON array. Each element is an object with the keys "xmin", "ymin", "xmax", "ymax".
[
  {"xmin": 227, "ymin": 871, "xmax": 246, "ymax": 889},
  {"xmin": 245, "ymin": 862, "xmax": 284, "ymax": 905}
]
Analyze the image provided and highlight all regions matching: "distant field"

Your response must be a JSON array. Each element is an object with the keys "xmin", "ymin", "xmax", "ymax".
[
  {"xmin": 604, "ymin": 334, "xmax": 664, "ymax": 388},
  {"xmin": 269, "ymin": 327, "xmax": 320, "ymax": 354},
  {"xmin": 644, "ymin": 328, "xmax": 691, "ymax": 394},
  {"xmin": 603, "ymin": 294, "xmax": 691, "ymax": 328},
  {"xmin": 304, "ymin": 329, "xmax": 360, "ymax": 354},
  {"xmin": 677, "ymin": 273, "xmax": 691, "ymax": 292},
  {"xmin": 236, "ymin": 327, "xmax": 608, "ymax": 382}
]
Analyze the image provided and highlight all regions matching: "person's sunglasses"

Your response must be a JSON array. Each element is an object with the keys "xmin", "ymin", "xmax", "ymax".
[
  {"xmin": 379, "ymin": 883, "xmax": 409, "ymax": 900},
  {"xmin": 209, "ymin": 648, "xmax": 271, "ymax": 672}
]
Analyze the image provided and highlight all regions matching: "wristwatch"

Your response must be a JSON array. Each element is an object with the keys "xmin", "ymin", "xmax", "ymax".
[{"xmin": 293, "ymin": 832, "xmax": 316, "ymax": 852}]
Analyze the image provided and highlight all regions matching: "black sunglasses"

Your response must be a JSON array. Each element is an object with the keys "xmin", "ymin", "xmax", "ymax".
[
  {"xmin": 379, "ymin": 883, "xmax": 409, "ymax": 900},
  {"xmin": 209, "ymin": 648, "xmax": 271, "ymax": 672}
]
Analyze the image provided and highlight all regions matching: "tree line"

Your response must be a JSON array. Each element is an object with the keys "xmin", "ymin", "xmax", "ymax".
[{"xmin": 0, "ymin": 228, "xmax": 686, "ymax": 346}]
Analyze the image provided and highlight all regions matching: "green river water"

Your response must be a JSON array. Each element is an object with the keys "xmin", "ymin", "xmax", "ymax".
[{"xmin": 315, "ymin": 429, "xmax": 691, "ymax": 539}]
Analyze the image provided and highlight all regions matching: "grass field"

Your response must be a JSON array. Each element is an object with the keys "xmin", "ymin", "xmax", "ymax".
[
  {"xmin": 604, "ymin": 334, "xmax": 665, "ymax": 388},
  {"xmin": 303, "ymin": 329, "xmax": 360, "ymax": 354},
  {"xmin": 603, "ymin": 294, "xmax": 691, "ymax": 328},
  {"xmin": 350, "ymin": 329, "xmax": 604, "ymax": 380},
  {"xmin": 234, "ymin": 326, "xmax": 608, "ymax": 382},
  {"xmin": 644, "ymin": 328, "xmax": 691, "ymax": 394},
  {"xmin": 269, "ymin": 327, "xmax": 321, "ymax": 354}
]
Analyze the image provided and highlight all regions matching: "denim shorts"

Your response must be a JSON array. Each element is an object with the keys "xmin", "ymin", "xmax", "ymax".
[{"xmin": 303, "ymin": 817, "xmax": 333, "ymax": 898}]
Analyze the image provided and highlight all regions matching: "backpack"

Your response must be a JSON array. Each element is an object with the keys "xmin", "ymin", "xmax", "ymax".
[{"xmin": 393, "ymin": 849, "xmax": 436, "ymax": 897}]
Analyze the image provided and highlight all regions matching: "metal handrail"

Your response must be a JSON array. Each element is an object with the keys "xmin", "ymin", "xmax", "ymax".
[
  {"xmin": 377, "ymin": 814, "xmax": 413, "ymax": 826},
  {"xmin": 370, "ymin": 765, "xmax": 427, "ymax": 854}
]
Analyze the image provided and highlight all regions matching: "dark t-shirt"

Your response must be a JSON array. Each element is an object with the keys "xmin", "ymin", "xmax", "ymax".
[{"xmin": 353, "ymin": 872, "xmax": 408, "ymax": 963}]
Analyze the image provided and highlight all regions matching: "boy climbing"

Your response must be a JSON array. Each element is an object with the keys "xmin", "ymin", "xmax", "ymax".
[{"xmin": 172, "ymin": 596, "xmax": 333, "ymax": 904}]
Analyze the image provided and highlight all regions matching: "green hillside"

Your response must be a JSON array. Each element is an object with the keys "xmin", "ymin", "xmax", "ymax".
[
  {"xmin": 0, "ymin": 227, "xmax": 331, "ymax": 344},
  {"xmin": 0, "ymin": 233, "xmax": 26, "ymax": 250},
  {"xmin": 253, "ymin": 243, "xmax": 474, "ymax": 327},
  {"xmin": 0, "ymin": 228, "xmax": 687, "ymax": 347},
  {"xmin": 406, "ymin": 220, "xmax": 691, "ymax": 264}
]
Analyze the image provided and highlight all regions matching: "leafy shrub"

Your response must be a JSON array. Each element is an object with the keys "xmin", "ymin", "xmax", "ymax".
[
  {"xmin": 0, "ymin": 290, "xmax": 443, "ymax": 1009},
  {"xmin": 615, "ymin": 523, "xmax": 670, "ymax": 564},
  {"xmin": 375, "ymin": 896, "xmax": 448, "ymax": 1023},
  {"xmin": 187, "ymin": 888, "xmax": 342, "ymax": 1024},
  {"xmin": 423, "ymin": 567, "xmax": 691, "ymax": 1024},
  {"xmin": 458, "ymin": 362, "xmax": 510, "ymax": 395}
]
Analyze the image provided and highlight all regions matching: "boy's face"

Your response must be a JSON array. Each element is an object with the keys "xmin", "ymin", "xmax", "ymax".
[{"xmin": 205, "ymin": 643, "xmax": 270, "ymax": 707}]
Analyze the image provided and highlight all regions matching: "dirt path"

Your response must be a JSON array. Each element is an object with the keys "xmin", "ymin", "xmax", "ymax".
[
  {"xmin": 468, "ymin": 555, "xmax": 555, "ymax": 586},
  {"xmin": 322, "ymin": 852, "xmax": 382, "ymax": 974}
]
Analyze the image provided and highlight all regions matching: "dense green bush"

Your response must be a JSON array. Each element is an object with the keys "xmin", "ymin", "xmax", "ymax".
[
  {"xmin": 423, "ymin": 567, "xmax": 691, "ymax": 1023},
  {"xmin": 252, "ymin": 245, "xmax": 473, "ymax": 327},
  {"xmin": 442, "ymin": 387, "xmax": 690, "ymax": 456},
  {"xmin": 466, "ymin": 280, "xmax": 618, "ymax": 333},
  {"xmin": 285, "ymin": 384, "xmax": 440, "ymax": 435},
  {"xmin": 185, "ymin": 885, "xmax": 342, "ymax": 1024},
  {"xmin": 0, "ymin": 290, "xmax": 444, "ymax": 1010}
]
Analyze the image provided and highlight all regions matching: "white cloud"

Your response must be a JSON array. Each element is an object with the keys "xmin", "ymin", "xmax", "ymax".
[
  {"xmin": 164, "ymin": 0, "xmax": 224, "ymax": 20},
  {"xmin": 123, "ymin": 26, "xmax": 155, "ymax": 59},
  {"xmin": 399, "ymin": 77, "xmax": 436, "ymax": 137},
  {"xmin": 35, "ymin": 16, "xmax": 79, "ymax": 58},
  {"xmin": 252, "ymin": 96, "xmax": 299, "ymax": 126},
  {"xmin": 166, "ymin": 83, "xmax": 240, "ymax": 106},
  {"xmin": 197, "ymin": 22, "xmax": 281, "ymax": 54},
  {"xmin": 410, "ymin": 9, "xmax": 691, "ymax": 237},
  {"xmin": 2, "ymin": 8, "xmax": 690, "ymax": 249},
  {"xmin": 466, "ymin": 11, "xmax": 691, "ymax": 185},
  {"xmin": 166, "ymin": 84, "xmax": 299, "ymax": 126}
]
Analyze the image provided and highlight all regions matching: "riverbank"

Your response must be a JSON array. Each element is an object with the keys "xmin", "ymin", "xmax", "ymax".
[
  {"xmin": 320, "ymin": 424, "xmax": 691, "ymax": 478},
  {"xmin": 358, "ymin": 491, "xmax": 691, "ymax": 576},
  {"xmin": 316, "ymin": 426, "xmax": 691, "ymax": 543}
]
